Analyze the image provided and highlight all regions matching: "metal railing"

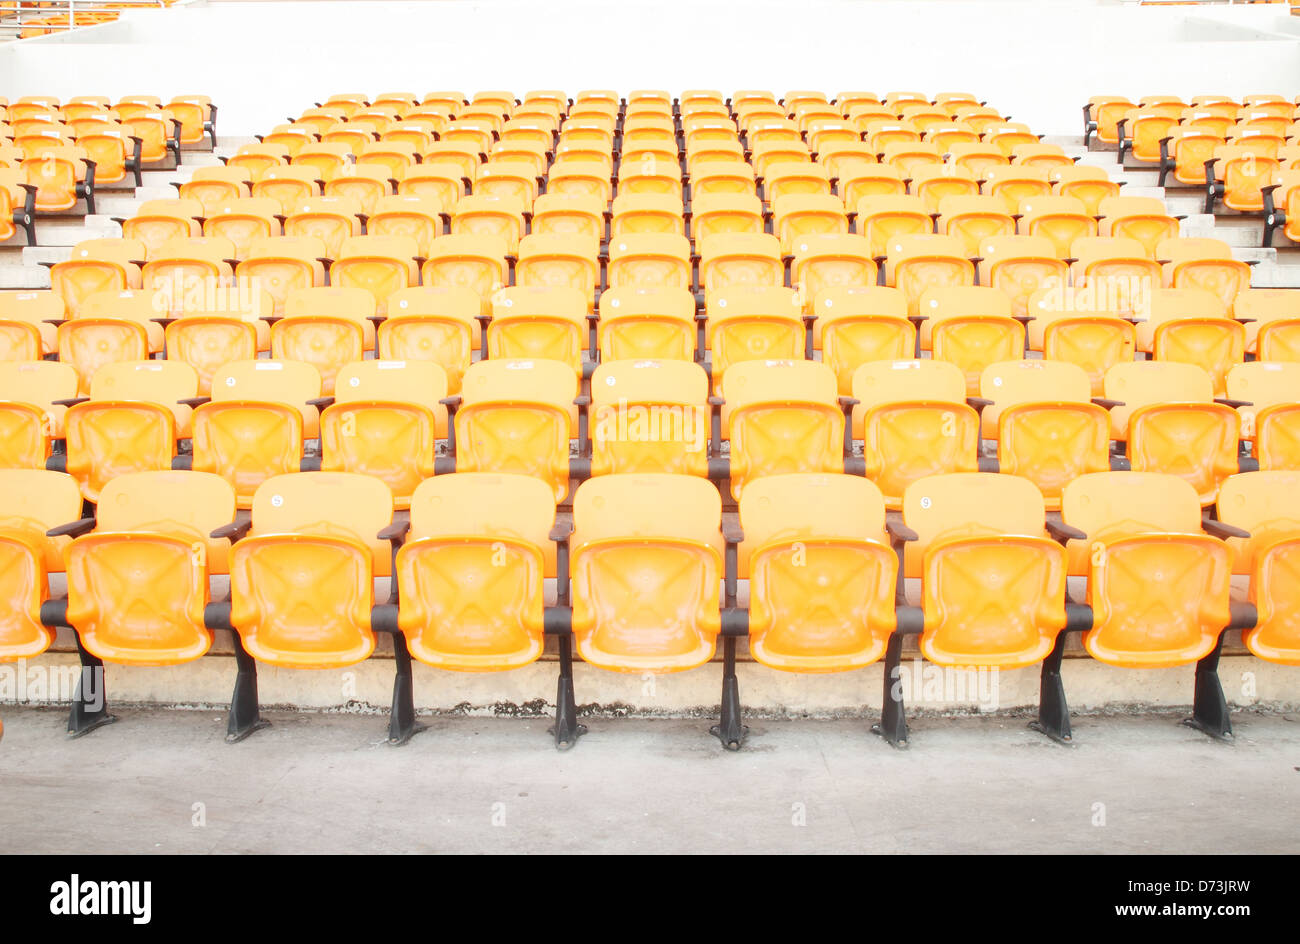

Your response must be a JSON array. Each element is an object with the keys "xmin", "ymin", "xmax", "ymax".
[{"xmin": 0, "ymin": 0, "xmax": 171, "ymax": 39}]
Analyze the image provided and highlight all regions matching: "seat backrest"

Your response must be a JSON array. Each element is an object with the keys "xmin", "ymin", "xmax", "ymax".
[
  {"xmin": 250, "ymin": 472, "xmax": 393, "ymax": 574},
  {"xmin": 96, "ymin": 470, "xmax": 236, "ymax": 573}
]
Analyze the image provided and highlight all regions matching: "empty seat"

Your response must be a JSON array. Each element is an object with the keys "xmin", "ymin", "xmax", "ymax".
[
  {"xmin": 1235, "ymin": 288, "xmax": 1300, "ymax": 359},
  {"xmin": 1226, "ymin": 361, "xmax": 1300, "ymax": 470},
  {"xmin": 977, "ymin": 234, "xmax": 1068, "ymax": 318},
  {"xmin": 0, "ymin": 361, "xmax": 77, "ymax": 468},
  {"xmin": 421, "ymin": 234, "xmax": 510, "ymax": 311},
  {"xmin": 606, "ymin": 234, "xmax": 692, "ymax": 291},
  {"xmin": 178, "ymin": 166, "xmax": 253, "ymax": 214},
  {"xmin": 1158, "ymin": 237, "xmax": 1251, "ymax": 311},
  {"xmin": 202, "ymin": 197, "xmax": 283, "ymax": 260},
  {"xmin": 596, "ymin": 286, "xmax": 697, "ymax": 362},
  {"xmin": 330, "ymin": 234, "xmax": 419, "ymax": 312},
  {"xmin": 771, "ymin": 194, "xmax": 850, "ymax": 254},
  {"xmin": 589, "ymin": 359, "xmax": 710, "ymax": 477},
  {"xmin": 1025, "ymin": 288, "xmax": 1136, "ymax": 395},
  {"xmin": 788, "ymin": 234, "xmax": 877, "ymax": 312},
  {"xmin": 121, "ymin": 198, "xmax": 203, "ymax": 257},
  {"xmin": 379, "ymin": 285, "xmax": 479, "ymax": 391},
  {"xmin": 50, "ymin": 238, "xmax": 144, "ymax": 319},
  {"xmin": 884, "ymin": 234, "xmax": 975, "ymax": 316},
  {"xmin": 705, "ymin": 286, "xmax": 805, "ymax": 388},
  {"xmin": 854, "ymin": 195, "xmax": 933, "ymax": 259},
  {"xmin": 1016, "ymin": 195, "xmax": 1097, "ymax": 259},
  {"xmin": 812, "ymin": 286, "xmax": 914, "ymax": 394},
  {"xmin": 488, "ymin": 285, "xmax": 590, "ymax": 371},
  {"xmin": 274, "ymin": 285, "xmax": 376, "ymax": 393},
  {"xmin": 935, "ymin": 195, "xmax": 1015, "ymax": 257},
  {"xmin": 1050, "ymin": 165, "xmax": 1121, "ymax": 217},
  {"xmin": 0, "ymin": 290, "xmax": 62, "ymax": 359},
  {"xmin": 1097, "ymin": 196, "xmax": 1179, "ymax": 258}
]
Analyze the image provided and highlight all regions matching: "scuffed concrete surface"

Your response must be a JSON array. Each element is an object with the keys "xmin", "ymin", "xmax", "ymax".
[{"xmin": 0, "ymin": 706, "xmax": 1297, "ymax": 854}]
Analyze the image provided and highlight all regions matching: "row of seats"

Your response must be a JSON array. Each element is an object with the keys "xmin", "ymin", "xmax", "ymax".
[
  {"xmin": 2, "ymin": 466, "xmax": 1293, "ymax": 748},
  {"xmin": 1083, "ymin": 94, "xmax": 1300, "ymax": 246}
]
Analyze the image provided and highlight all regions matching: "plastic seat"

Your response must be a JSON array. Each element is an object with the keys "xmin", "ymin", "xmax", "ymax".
[
  {"xmin": 291, "ymin": 142, "xmax": 355, "ymax": 182},
  {"xmin": 64, "ymin": 471, "xmax": 235, "ymax": 665},
  {"xmin": 1025, "ymin": 287, "xmax": 1136, "ymax": 395},
  {"xmin": 164, "ymin": 283, "xmax": 275, "ymax": 391},
  {"xmin": 697, "ymin": 233, "xmax": 783, "ymax": 293},
  {"xmin": 1217, "ymin": 471, "xmax": 1300, "ymax": 665},
  {"xmin": 1235, "ymin": 288, "xmax": 1300, "ymax": 359},
  {"xmin": 178, "ymin": 166, "xmax": 252, "ymax": 215},
  {"xmin": 568, "ymin": 474, "xmax": 721, "ymax": 674},
  {"xmin": 884, "ymin": 234, "xmax": 975, "ymax": 316},
  {"xmin": 273, "ymin": 285, "xmax": 376, "ymax": 393},
  {"xmin": 121, "ymin": 198, "xmax": 203, "ymax": 257},
  {"xmin": 396, "ymin": 473, "xmax": 556, "ymax": 671},
  {"xmin": 421, "ymin": 233, "xmax": 509, "ymax": 312},
  {"xmin": 250, "ymin": 165, "xmax": 322, "ymax": 213},
  {"xmin": 811, "ymin": 286, "xmax": 913, "ymax": 394},
  {"xmin": 935, "ymin": 195, "xmax": 1015, "ymax": 257},
  {"xmin": 319, "ymin": 360, "xmax": 448, "ymax": 509},
  {"xmin": 788, "ymin": 234, "xmax": 877, "ymax": 312},
  {"xmin": 452, "ymin": 358, "xmax": 579, "ymax": 501},
  {"xmin": 0, "ymin": 361, "xmax": 77, "ymax": 468},
  {"xmin": 1070, "ymin": 236, "xmax": 1161, "ymax": 294},
  {"xmin": 589, "ymin": 359, "xmax": 710, "ymax": 477},
  {"xmin": 378, "ymin": 285, "xmax": 478, "ymax": 391},
  {"xmin": 839, "ymin": 164, "xmax": 907, "ymax": 207},
  {"xmin": 227, "ymin": 472, "xmax": 394, "ymax": 668},
  {"xmin": 1157, "ymin": 237, "xmax": 1251, "ymax": 311},
  {"xmin": 1159, "ymin": 128, "xmax": 1223, "ymax": 189},
  {"xmin": 0, "ymin": 290, "xmax": 61, "ymax": 359},
  {"xmin": 324, "ymin": 162, "xmax": 398, "ymax": 216},
  {"xmin": 948, "ymin": 142, "xmax": 1010, "ymax": 180},
  {"xmin": 202, "ymin": 197, "xmax": 283, "ymax": 260},
  {"xmin": 514, "ymin": 234, "xmax": 600, "ymax": 307},
  {"xmin": 1226, "ymin": 362, "xmax": 1300, "ymax": 470},
  {"xmin": 23, "ymin": 145, "xmax": 93, "ymax": 212},
  {"xmin": 64, "ymin": 360, "xmax": 198, "ymax": 502},
  {"xmin": 902, "ymin": 473, "xmax": 1066, "ymax": 668},
  {"xmin": 704, "ymin": 286, "xmax": 805, "ymax": 389},
  {"xmin": 852, "ymin": 358, "xmax": 978, "ymax": 509},
  {"xmin": 329, "ymin": 235, "xmax": 419, "ymax": 313},
  {"xmin": 0, "ymin": 469, "xmax": 83, "ymax": 660},
  {"xmin": 1061, "ymin": 472, "xmax": 1230, "ymax": 667},
  {"xmin": 450, "ymin": 194, "xmax": 526, "ymax": 253},
  {"xmin": 596, "ymin": 286, "xmax": 696, "ymax": 362},
  {"xmin": 1097, "ymin": 196, "xmax": 1180, "ymax": 258},
  {"xmin": 1103, "ymin": 362, "xmax": 1239, "ymax": 504},
  {"xmin": 1050, "ymin": 165, "xmax": 1121, "ymax": 217},
  {"xmin": 487, "ymin": 285, "xmax": 589, "ymax": 371},
  {"xmin": 720, "ymin": 359, "xmax": 844, "ymax": 499},
  {"xmin": 979, "ymin": 359, "xmax": 1109, "ymax": 508},
  {"xmin": 1016, "ymin": 195, "xmax": 1097, "ymax": 259},
  {"xmin": 771, "ymin": 194, "xmax": 849, "ymax": 254},
  {"xmin": 532, "ymin": 193, "xmax": 608, "ymax": 242},
  {"xmin": 689, "ymin": 193, "xmax": 765, "ymax": 244},
  {"xmin": 1140, "ymin": 287, "xmax": 1242, "ymax": 395},
  {"xmin": 191, "ymin": 358, "xmax": 322, "ymax": 508},
  {"xmin": 236, "ymin": 235, "xmax": 329, "ymax": 315},
  {"xmin": 50, "ymin": 238, "xmax": 145, "ymax": 319},
  {"xmin": 606, "ymin": 234, "xmax": 692, "ymax": 291},
  {"xmin": 977, "ymin": 234, "xmax": 1068, "ymax": 318},
  {"xmin": 282, "ymin": 195, "xmax": 364, "ymax": 258},
  {"xmin": 906, "ymin": 164, "xmax": 979, "ymax": 215}
]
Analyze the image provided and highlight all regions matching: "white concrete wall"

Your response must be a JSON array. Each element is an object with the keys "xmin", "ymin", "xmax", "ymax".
[{"xmin": 2, "ymin": 0, "xmax": 1298, "ymax": 136}]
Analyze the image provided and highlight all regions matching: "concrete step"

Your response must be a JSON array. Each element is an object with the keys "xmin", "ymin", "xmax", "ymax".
[
  {"xmin": 30, "ymin": 216, "xmax": 120, "ymax": 246},
  {"xmin": 21, "ymin": 246, "xmax": 72, "ymax": 266},
  {"xmin": 0, "ymin": 264, "xmax": 50, "ymax": 290}
]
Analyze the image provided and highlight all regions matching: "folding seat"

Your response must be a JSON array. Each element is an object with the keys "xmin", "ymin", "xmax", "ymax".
[
  {"xmin": 317, "ymin": 359, "xmax": 448, "ymax": 509},
  {"xmin": 120, "ymin": 198, "xmax": 203, "ymax": 257},
  {"xmin": 983, "ymin": 123, "xmax": 1039, "ymax": 158},
  {"xmin": 75, "ymin": 122, "xmax": 141, "ymax": 189},
  {"xmin": 879, "ymin": 141, "xmax": 943, "ymax": 179},
  {"xmin": 603, "ymin": 193, "xmax": 679, "ymax": 240},
  {"xmin": 924, "ymin": 123, "xmax": 981, "ymax": 154},
  {"xmin": 697, "ymin": 233, "xmax": 783, "ymax": 294},
  {"xmin": 225, "ymin": 142, "xmax": 289, "ymax": 181},
  {"xmin": 853, "ymin": 194, "xmax": 932, "ymax": 260},
  {"xmin": 474, "ymin": 160, "xmax": 542, "ymax": 206},
  {"xmin": 141, "ymin": 236, "xmax": 236, "ymax": 300},
  {"xmin": 489, "ymin": 140, "xmax": 550, "ymax": 178},
  {"xmin": 614, "ymin": 156, "xmax": 681, "ymax": 197},
  {"xmin": 762, "ymin": 162, "xmax": 832, "ymax": 206},
  {"xmin": 250, "ymin": 164, "xmax": 322, "ymax": 214},
  {"xmin": 1134, "ymin": 286, "xmax": 1237, "ymax": 384},
  {"xmin": 282, "ymin": 195, "xmax": 363, "ymax": 258},
  {"xmin": 1157, "ymin": 127, "xmax": 1223, "ymax": 189},
  {"xmin": 366, "ymin": 194, "xmax": 444, "ymax": 258},
  {"xmin": 1225, "ymin": 362, "xmax": 1300, "ymax": 471},
  {"xmin": 977, "ymin": 359, "xmax": 1109, "ymax": 507},
  {"xmin": 704, "ymin": 286, "xmax": 805, "ymax": 388},
  {"xmin": 548, "ymin": 161, "xmax": 614, "ymax": 204},
  {"xmin": 850, "ymin": 359, "xmax": 978, "ymax": 508},
  {"xmin": 935, "ymin": 195, "xmax": 1014, "ymax": 257},
  {"xmin": 835, "ymin": 92, "xmax": 882, "ymax": 116},
  {"xmin": 558, "ymin": 119, "xmax": 615, "ymax": 154},
  {"xmin": 450, "ymin": 357, "xmax": 578, "ymax": 500},
  {"xmin": 168, "ymin": 95, "xmax": 216, "ymax": 149},
  {"xmin": 1016, "ymin": 195, "xmax": 1097, "ymax": 259},
  {"xmin": 918, "ymin": 284, "xmax": 1023, "ymax": 393},
  {"xmin": 318, "ymin": 122, "xmax": 378, "ymax": 156},
  {"xmin": 421, "ymin": 233, "xmax": 510, "ymax": 311},
  {"xmin": 606, "ymin": 233, "xmax": 693, "ymax": 291},
  {"xmin": 1157, "ymin": 237, "xmax": 1250, "ymax": 309},
  {"xmin": 399, "ymin": 160, "xmax": 470, "ymax": 208},
  {"xmin": 1070, "ymin": 235, "xmax": 1161, "ymax": 295},
  {"xmin": 377, "ymin": 285, "xmax": 478, "ymax": 391},
  {"xmin": 527, "ymin": 193, "xmax": 604, "ymax": 243},
  {"xmin": 0, "ymin": 361, "xmax": 78, "ymax": 469},
  {"xmin": 421, "ymin": 92, "xmax": 466, "ymax": 116},
  {"xmin": 1235, "ymin": 288, "xmax": 1300, "ymax": 359},
  {"xmin": 22, "ymin": 145, "xmax": 94, "ymax": 213},
  {"xmin": 351, "ymin": 108, "xmax": 402, "ymax": 140},
  {"xmin": 514, "ymin": 234, "xmax": 600, "ymax": 307},
  {"xmin": 1044, "ymin": 166, "xmax": 1118, "ymax": 220},
  {"xmin": 1207, "ymin": 144, "xmax": 1280, "ymax": 214},
  {"xmin": 201, "ymin": 197, "xmax": 283, "ymax": 260},
  {"xmin": 271, "ymin": 285, "xmax": 376, "ymax": 394},
  {"xmin": 329, "ymin": 235, "xmax": 419, "ymax": 313},
  {"xmin": 806, "ymin": 119, "xmax": 862, "ymax": 159},
  {"xmin": 1011, "ymin": 143, "xmax": 1075, "ymax": 172},
  {"xmin": 904, "ymin": 163, "xmax": 977, "ymax": 215},
  {"xmin": 1225, "ymin": 127, "xmax": 1285, "ymax": 160},
  {"xmin": 359, "ymin": 140, "xmax": 421, "ymax": 179},
  {"xmin": 948, "ymin": 141, "xmax": 1010, "ymax": 180},
  {"xmin": 236, "ymin": 235, "xmax": 329, "ymax": 315},
  {"xmin": 685, "ymin": 141, "xmax": 746, "ymax": 178},
  {"xmin": 15, "ymin": 127, "xmax": 75, "ymax": 163},
  {"xmin": 261, "ymin": 123, "xmax": 317, "ymax": 158},
  {"xmin": 50, "ymin": 238, "xmax": 145, "ymax": 319},
  {"xmin": 121, "ymin": 109, "xmax": 182, "ymax": 168},
  {"xmin": 884, "ymin": 234, "xmax": 976, "ymax": 316},
  {"xmin": 1059, "ymin": 471, "xmax": 1233, "ymax": 679},
  {"xmin": 977, "ymin": 234, "xmax": 1069, "ymax": 317},
  {"xmin": 719, "ymin": 359, "xmax": 845, "ymax": 498},
  {"xmin": 811, "ymin": 286, "xmax": 913, "ymax": 393},
  {"xmin": 1179, "ymin": 109, "xmax": 1235, "ymax": 139},
  {"xmin": 863, "ymin": 119, "xmax": 920, "ymax": 156},
  {"xmin": 450, "ymin": 194, "xmax": 526, "ymax": 253},
  {"xmin": 596, "ymin": 286, "xmax": 696, "ymax": 362},
  {"xmin": 1103, "ymin": 361, "xmax": 1239, "ymax": 504},
  {"xmin": 0, "ymin": 468, "xmax": 84, "ymax": 661},
  {"xmin": 63, "ymin": 360, "xmax": 199, "ymax": 502},
  {"xmin": 818, "ymin": 143, "xmax": 879, "ymax": 182},
  {"xmin": 689, "ymin": 161, "xmax": 756, "ymax": 200},
  {"xmin": 0, "ymin": 290, "xmax": 62, "ymax": 359},
  {"xmin": 177, "ymin": 166, "xmax": 252, "ymax": 214},
  {"xmin": 748, "ymin": 141, "xmax": 809, "ymax": 182},
  {"xmin": 771, "ymin": 194, "xmax": 849, "ymax": 253},
  {"xmin": 1097, "ymin": 196, "xmax": 1180, "ymax": 258},
  {"xmin": 588, "ymin": 359, "xmax": 710, "ymax": 477},
  {"xmin": 898, "ymin": 472, "xmax": 1067, "ymax": 682},
  {"xmin": 788, "ymin": 234, "xmax": 876, "ymax": 312},
  {"xmin": 487, "ymin": 286, "xmax": 590, "ymax": 371},
  {"xmin": 221, "ymin": 471, "xmax": 395, "ymax": 685},
  {"xmin": 682, "ymin": 117, "xmax": 738, "ymax": 152},
  {"xmin": 1117, "ymin": 108, "xmax": 1180, "ymax": 164},
  {"xmin": 323, "ymin": 161, "xmax": 397, "ymax": 215}
]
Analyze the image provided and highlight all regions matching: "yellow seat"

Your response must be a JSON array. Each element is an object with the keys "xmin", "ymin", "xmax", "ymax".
[
  {"xmin": 1226, "ymin": 361, "xmax": 1300, "ymax": 470},
  {"xmin": 812, "ymin": 286, "xmax": 913, "ymax": 395},
  {"xmin": 979, "ymin": 359, "xmax": 1110, "ymax": 509},
  {"xmin": 65, "ymin": 471, "xmax": 235, "ymax": 665},
  {"xmin": 1062, "ymin": 472, "xmax": 1231, "ymax": 667},
  {"xmin": 488, "ymin": 285, "xmax": 589, "ymax": 372},
  {"xmin": 590, "ymin": 359, "xmax": 709, "ymax": 477},
  {"xmin": 741, "ymin": 473, "xmax": 897, "ymax": 671},
  {"xmin": 570, "ymin": 474, "xmax": 722, "ymax": 673},
  {"xmin": 50, "ymin": 238, "xmax": 145, "ymax": 320},
  {"xmin": 320, "ymin": 360, "xmax": 448, "ymax": 509},
  {"xmin": 606, "ymin": 234, "xmax": 693, "ymax": 291},
  {"xmin": 0, "ymin": 360, "xmax": 77, "ymax": 468},
  {"xmin": 379, "ymin": 285, "xmax": 479, "ymax": 392},
  {"xmin": 164, "ymin": 285, "xmax": 275, "ymax": 393},
  {"xmin": 191, "ymin": 359, "xmax": 323, "ymax": 509},
  {"xmin": 229, "ymin": 473, "xmax": 394, "ymax": 669},
  {"xmin": 1234, "ymin": 288, "xmax": 1300, "ymax": 359},
  {"xmin": 1024, "ymin": 287, "xmax": 1137, "ymax": 396},
  {"xmin": 697, "ymin": 233, "xmax": 783, "ymax": 293},
  {"xmin": 884, "ymin": 234, "xmax": 975, "ymax": 316},
  {"xmin": 514, "ymin": 234, "xmax": 600, "ymax": 309},
  {"xmin": 1097, "ymin": 196, "xmax": 1179, "ymax": 258},
  {"xmin": 0, "ymin": 290, "xmax": 62, "ymax": 358},
  {"xmin": 595, "ymin": 287, "xmax": 696, "ymax": 362},
  {"xmin": 918, "ymin": 285, "xmax": 1024, "ymax": 394},
  {"xmin": 121, "ymin": 198, "xmax": 203, "ymax": 257},
  {"xmin": 853, "ymin": 194, "xmax": 931, "ymax": 259},
  {"xmin": 1217, "ymin": 471, "xmax": 1300, "ymax": 665},
  {"xmin": 453, "ymin": 358, "xmax": 578, "ymax": 501},
  {"xmin": 1051, "ymin": 165, "xmax": 1121, "ymax": 216},
  {"xmin": 1157, "ymin": 237, "xmax": 1251, "ymax": 311},
  {"xmin": 936, "ymin": 195, "xmax": 1015, "ymax": 258},
  {"xmin": 1103, "ymin": 361, "xmax": 1239, "ymax": 505},
  {"xmin": 1016, "ymin": 195, "xmax": 1097, "ymax": 259},
  {"xmin": 396, "ymin": 473, "xmax": 556, "ymax": 671},
  {"xmin": 903, "ymin": 472, "xmax": 1066, "ymax": 668},
  {"xmin": 720, "ymin": 359, "xmax": 844, "ymax": 499},
  {"xmin": 421, "ymin": 234, "xmax": 510, "ymax": 313},
  {"xmin": 977, "ymin": 234, "xmax": 1068, "ymax": 319},
  {"xmin": 178, "ymin": 166, "xmax": 253, "ymax": 215},
  {"xmin": 0, "ymin": 469, "xmax": 82, "ymax": 660}
]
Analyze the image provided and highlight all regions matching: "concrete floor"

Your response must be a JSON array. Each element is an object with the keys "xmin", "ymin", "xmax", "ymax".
[{"xmin": 1, "ymin": 706, "xmax": 1297, "ymax": 854}]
